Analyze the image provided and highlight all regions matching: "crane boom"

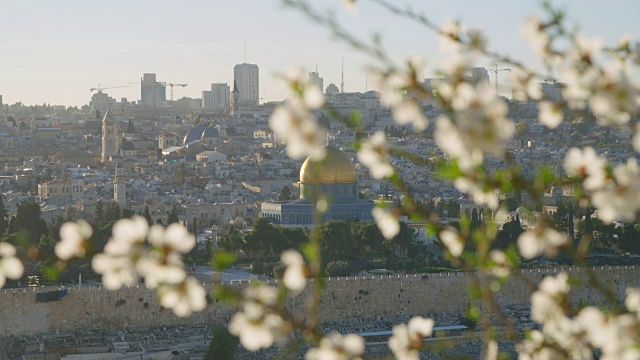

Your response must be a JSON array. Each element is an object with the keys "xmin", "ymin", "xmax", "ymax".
[
  {"xmin": 90, "ymin": 85, "xmax": 131, "ymax": 93},
  {"xmin": 487, "ymin": 65, "xmax": 511, "ymax": 95},
  {"xmin": 167, "ymin": 83, "xmax": 188, "ymax": 101}
]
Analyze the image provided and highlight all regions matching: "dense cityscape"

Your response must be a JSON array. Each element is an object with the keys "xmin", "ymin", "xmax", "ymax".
[{"xmin": 1, "ymin": 62, "xmax": 639, "ymax": 357}]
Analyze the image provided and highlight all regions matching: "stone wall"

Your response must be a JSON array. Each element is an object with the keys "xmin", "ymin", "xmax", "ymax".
[{"xmin": 1, "ymin": 266, "xmax": 637, "ymax": 337}]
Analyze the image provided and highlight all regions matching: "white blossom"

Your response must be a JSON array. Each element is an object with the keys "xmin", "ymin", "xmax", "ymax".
[
  {"xmin": 588, "ymin": 65, "xmax": 638, "ymax": 126},
  {"xmin": 489, "ymin": 250, "xmax": 511, "ymax": 278},
  {"xmin": 91, "ymin": 216, "xmax": 150, "ymax": 290},
  {"xmin": 591, "ymin": 158, "xmax": 640, "ymax": 223},
  {"xmin": 454, "ymin": 176, "xmax": 499, "ymax": 210},
  {"xmin": 388, "ymin": 316, "xmax": 434, "ymax": 360},
  {"xmin": 511, "ymin": 67, "xmax": 542, "ymax": 101},
  {"xmin": 391, "ymin": 98, "xmax": 428, "ymax": 132},
  {"xmin": 530, "ymin": 273, "xmax": 569, "ymax": 324},
  {"xmin": 563, "ymin": 147, "xmax": 608, "ymax": 192},
  {"xmin": 434, "ymin": 83, "xmax": 514, "ymax": 171},
  {"xmin": 92, "ymin": 253, "xmax": 142, "ymax": 290},
  {"xmin": 229, "ymin": 301, "xmax": 285, "ymax": 352},
  {"xmin": 306, "ymin": 332, "xmax": 364, "ymax": 360},
  {"xmin": 634, "ymin": 42, "xmax": 640, "ymax": 65},
  {"xmin": 439, "ymin": 18, "xmax": 463, "ymax": 52},
  {"xmin": 0, "ymin": 242, "xmax": 24, "ymax": 288},
  {"xmin": 372, "ymin": 206, "xmax": 400, "ymax": 240},
  {"xmin": 56, "ymin": 220, "xmax": 92, "ymax": 260},
  {"xmin": 281, "ymin": 249, "xmax": 306, "ymax": 294},
  {"xmin": 157, "ymin": 276, "xmax": 206, "ymax": 317},
  {"xmin": 269, "ymin": 67, "xmax": 327, "ymax": 161},
  {"xmin": 568, "ymin": 35, "xmax": 603, "ymax": 64},
  {"xmin": 138, "ymin": 223, "xmax": 193, "ymax": 288},
  {"xmin": 538, "ymin": 101, "xmax": 563, "ymax": 129},
  {"xmin": 438, "ymin": 228, "xmax": 464, "ymax": 258},
  {"xmin": 520, "ymin": 16, "xmax": 551, "ymax": 58},
  {"xmin": 229, "ymin": 284, "xmax": 285, "ymax": 352},
  {"xmin": 625, "ymin": 288, "xmax": 640, "ymax": 313},
  {"xmin": 373, "ymin": 58, "xmax": 429, "ymax": 132},
  {"xmin": 486, "ymin": 340, "xmax": 498, "ymax": 360},
  {"xmin": 633, "ymin": 123, "xmax": 640, "ymax": 153},
  {"xmin": 517, "ymin": 226, "xmax": 568, "ymax": 259},
  {"xmin": 357, "ymin": 131, "xmax": 394, "ymax": 179},
  {"xmin": 466, "ymin": 28, "xmax": 488, "ymax": 53}
]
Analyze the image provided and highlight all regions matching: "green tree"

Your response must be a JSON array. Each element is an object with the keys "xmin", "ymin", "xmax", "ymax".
[
  {"xmin": 278, "ymin": 185, "xmax": 293, "ymax": 201},
  {"xmin": 13, "ymin": 200, "xmax": 48, "ymax": 244},
  {"xmin": 244, "ymin": 218, "xmax": 282, "ymax": 257},
  {"xmin": 65, "ymin": 206, "xmax": 75, "ymax": 222},
  {"xmin": 218, "ymin": 229, "xmax": 244, "ymax": 252},
  {"xmin": 144, "ymin": 205, "xmax": 153, "ymax": 226},
  {"xmin": 126, "ymin": 119, "xmax": 135, "ymax": 133},
  {"xmin": 319, "ymin": 221, "xmax": 352, "ymax": 259},
  {"xmin": 103, "ymin": 202, "xmax": 121, "ymax": 224},
  {"xmin": 515, "ymin": 120, "xmax": 530, "ymax": 138},
  {"xmin": 279, "ymin": 227, "xmax": 308, "ymax": 250},
  {"xmin": 493, "ymin": 217, "xmax": 524, "ymax": 250},
  {"xmin": 167, "ymin": 205, "xmax": 180, "ymax": 225},
  {"xmin": 0, "ymin": 195, "xmax": 8, "ymax": 235},
  {"xmin": 205, "ymin": 325, "xmax": 239, "ymax": 360},
  {"xmin": 351, "ymin": 221, "xmax": 385, "ymax": 257},
  {"xmin": 618, "ymin": 224, "xmax": 640, "ymax": 254},
  {"xmin": 94, "ymin": 200, "xmax": 105, "ymax": 228}
]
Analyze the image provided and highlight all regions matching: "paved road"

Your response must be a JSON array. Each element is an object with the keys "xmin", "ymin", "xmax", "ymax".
[{"xmin": 191, "ymin": 265, "xmax": 271, "ymax": 283}]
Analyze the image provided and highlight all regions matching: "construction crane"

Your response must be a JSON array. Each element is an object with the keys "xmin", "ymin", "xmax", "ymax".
[
  {"xmin": 488, "ymin": 65, "xmax": 511, "ymax": 95},
  {"xmin": 90, "ymin": 84, "xmax": 131, "ymax": 93},
  {"xmin": 167, "ymin": 83, "xmax": 187, "ymax": 101}
]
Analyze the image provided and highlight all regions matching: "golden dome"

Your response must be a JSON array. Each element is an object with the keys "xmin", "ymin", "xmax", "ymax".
[{"xmin": 299, "ymin": 147, "xmax": 357, "ymax": 184}]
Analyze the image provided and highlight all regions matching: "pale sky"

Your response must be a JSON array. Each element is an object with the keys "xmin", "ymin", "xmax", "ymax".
[{"xmin": 0, "ymin": 0, "xmax": 637, "ymax": 106}]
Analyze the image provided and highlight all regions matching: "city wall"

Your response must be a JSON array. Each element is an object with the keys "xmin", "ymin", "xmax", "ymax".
[{"xmin": 0, "ymin": 266, "xmax": 637, "ymax": 337}]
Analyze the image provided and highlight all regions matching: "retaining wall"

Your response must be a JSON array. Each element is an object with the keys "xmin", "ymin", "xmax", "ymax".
[{"xmin": 0, "ymin": 266, "xmax": 637, "ymax": 336}]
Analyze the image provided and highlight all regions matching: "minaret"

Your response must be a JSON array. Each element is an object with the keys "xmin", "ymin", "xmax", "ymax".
[
  {"xmin": 230, "ymin": 80, "xmax": 240, "ymax": 116},
  {"xmin": 114, "ymin": 166, "xmax": 126, "ymax": 207},
  {"xmin": 101, "ymin": 109, "xmax": 119, "ymax": 162}
]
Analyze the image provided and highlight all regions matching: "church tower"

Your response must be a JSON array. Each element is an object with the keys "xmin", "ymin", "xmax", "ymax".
[
  {"xmin": 114, "ymin": 166, "xmax": 126, "ymax": 207},
  {"xmin": 230, "ymin": 80, "xmax": 239, "ymax": 116},
  {"xmin": 101, "ymin": 109, "xmax": 119, "ymax": 163}
]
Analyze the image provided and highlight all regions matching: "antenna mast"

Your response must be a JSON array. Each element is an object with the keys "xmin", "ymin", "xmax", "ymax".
[
  {"xmin": 341, "ymin": 57, "xmax": 344, "ymax": 93},
  {"xmin": 365, "ymin": 70, "xmax": 368, "ymax": 91}
]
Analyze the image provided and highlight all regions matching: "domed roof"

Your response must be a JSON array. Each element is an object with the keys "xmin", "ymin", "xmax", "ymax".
[
  {"xmin": 201, "ymin": 127, "xmax": 220, "ymax": 138},
  {"xmin": 121, "ymin": 140, "xmax": 135, "ymax": 151},
  {"xmin": 300, "ymin": 147, "xmax": 357, "ymax": 184},
  {"xmin": 183, "ymin": 126, "xmax": 207, "ymax": 144}
]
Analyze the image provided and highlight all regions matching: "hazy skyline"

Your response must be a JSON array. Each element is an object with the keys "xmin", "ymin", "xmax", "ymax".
[{"xmin": 1, "ymin": 0, "xmax": 637, "ymax": 106}]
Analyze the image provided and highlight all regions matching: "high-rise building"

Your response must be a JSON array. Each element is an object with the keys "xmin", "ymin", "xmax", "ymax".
[
  {"xmin": 540, "ymin": 82, "xmax": 563, "ymax": 101},
  {"xmin": 140, "ymin": 73, "xmax": 166, "ymax": 108},
  {"xmin": 233, "ymin": 63, "xmax": 259, "ymax": 105},
  {"xmin": 470, "ymin": 67, "xmax": 490, "ymax": 86},
  {"xmin": 202, "ymin": 83, "xmax": 230, "ymax": 109},
  {"xmin": 90, "ymin": 91, "xmax": 115, "ymax": 117},
  {"xmin": 101, "ymin": 110, "xmax": 119, "ymax": 162},
  {"xmin": 309, "ymin": 71, "xmax": 323, "ymax": 91}
]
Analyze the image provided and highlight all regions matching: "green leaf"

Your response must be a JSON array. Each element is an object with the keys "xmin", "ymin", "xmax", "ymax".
[
  {"xmin": 42, "ymin": 266, "xmax": 61, "ymax": 281},
  {"xmin": 212, "ymin": 251, "xmax": 237, "ymax": 271}
]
